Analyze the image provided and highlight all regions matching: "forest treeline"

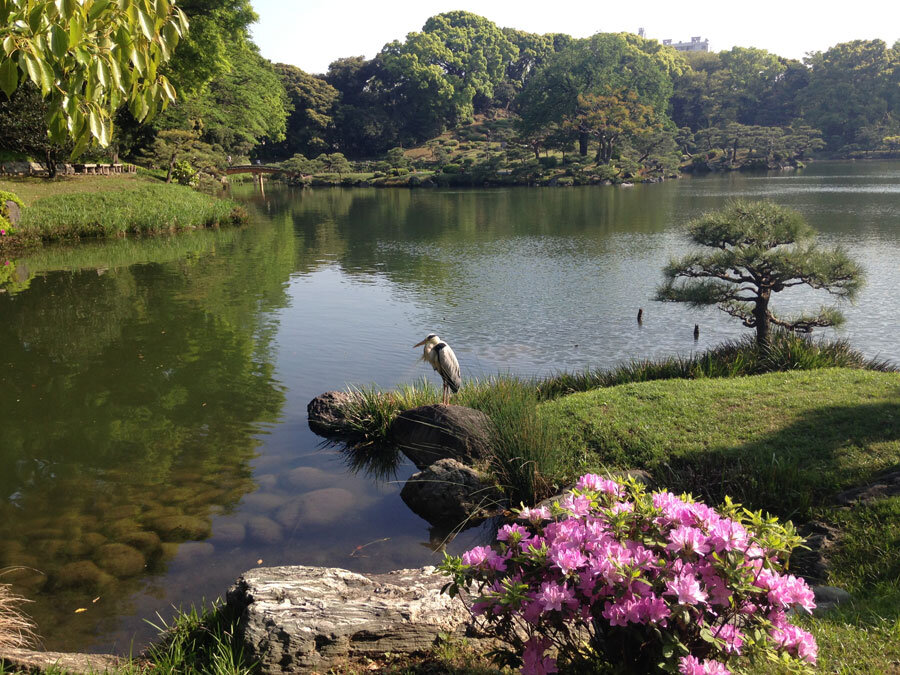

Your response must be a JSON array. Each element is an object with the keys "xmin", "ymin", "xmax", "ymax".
[{"xmin": 2, "ymin": 4, "xmax": 898, "ymax": 178}]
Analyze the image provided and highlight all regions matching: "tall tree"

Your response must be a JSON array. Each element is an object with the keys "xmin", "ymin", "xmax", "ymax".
[
  {"xmin": 0, "ymin": 83, "xmax": 71, "ymax": 177},
  {"xmin": 656, "ymin": 200, "xmax": 863, "ymax": 346},
  {"xmin": 563, "ymin": 90, "xmax": 660, "ymax": 164},
  {"xmin": 802, "ymin": 40, "xmax": 899, "ymax": 150},
  {"xmin": 0, "ymin": 0, "xmax": 187, "ymax": 154},
  {"xmin": 517, "ymin": 32, "xmax": 681, "ymax": 155},
  {"xmin": 272, "ymin": 64, "xmax": 338, "ymax": 158}
]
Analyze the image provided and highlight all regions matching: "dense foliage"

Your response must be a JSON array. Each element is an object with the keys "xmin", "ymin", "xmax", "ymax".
[
  {"xmin": 442, "ymin": 475, "xmax": 817, "ymax": 674},
  {"xmin": 1, "ymin": 4, "xmax": 897, "ymax": 175}
]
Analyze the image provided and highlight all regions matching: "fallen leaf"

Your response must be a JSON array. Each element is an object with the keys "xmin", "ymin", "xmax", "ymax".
[
  {"xmin": 92, "ymin": 597, "xmax": 100, "ymax": 603},
  {"xmin": 257, "ymin": 559, "xmax": 263, "ymax": 564},
  {"xmin": 74, "ymin": 608, "xmax": 87, "ymax": 614}
]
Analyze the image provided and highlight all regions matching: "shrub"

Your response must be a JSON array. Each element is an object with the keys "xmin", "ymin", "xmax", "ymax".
[
  {"xmin": 538, "ymin": 156, "xmax": 558, "ymax": 169},
  {"xmin": 442, "ymin": 476, "xmax": 817, "ymax": 674},
  {"xmin": 443, "ymin": 163, "xmax": 462, "ymax": 174},
  {"xmin": 171, "ymin": 159, "xmax": 199, "ymax": 188}
]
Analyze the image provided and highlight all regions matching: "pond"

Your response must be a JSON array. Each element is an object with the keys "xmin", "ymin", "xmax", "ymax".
[{"xmin": 0, "ymin": 162, "xmax": 898, "ymax": 653}]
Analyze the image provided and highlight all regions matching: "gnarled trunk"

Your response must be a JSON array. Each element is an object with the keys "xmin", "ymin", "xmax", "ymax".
[{"xmin": 754, "ymin": 291, "xmax": 771, "ymax": 347}]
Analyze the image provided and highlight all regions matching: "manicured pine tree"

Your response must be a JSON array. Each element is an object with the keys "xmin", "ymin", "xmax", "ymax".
[{"xmin": 656, "ymin": 200, "xmax": 864, "ymax": 346}]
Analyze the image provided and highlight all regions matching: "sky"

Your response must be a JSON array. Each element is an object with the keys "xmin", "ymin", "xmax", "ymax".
[{"xmin": 250, "ymin": 0, "xmax": 900, "ymax": 74}]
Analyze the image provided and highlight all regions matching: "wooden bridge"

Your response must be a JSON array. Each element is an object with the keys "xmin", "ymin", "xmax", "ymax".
[{"xmin": 224, "ymin": 164, "xmax": 305, "ymax": 196}]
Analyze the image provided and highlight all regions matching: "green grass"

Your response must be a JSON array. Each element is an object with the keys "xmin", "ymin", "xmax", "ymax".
[
  {"xmin": 0, "ymin": 174, "xmax": 150, "ymax": 206},
  {"xmin": 536, "ymin": 331, "xmax": 895, "ymax": 399},
  {"xmin": 18, "ymin": 183, "xmax": 246, "ymax": 240},
  {"xmin": 542, "ymin": 368, "xmax": 900, "ymax": 521}
]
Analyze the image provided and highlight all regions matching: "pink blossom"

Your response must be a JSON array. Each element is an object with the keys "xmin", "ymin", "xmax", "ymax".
[
  {"xmin": 559, "ymin": 493, "xmax": 592, "ymax": 517},
  {"xmin": 549, "ymin": 545, "xmax": 587, "ymax": 575},
  {"xmin": 708, "ymin": 518, "xmax": 749, "ymax": 552},
  {"xmin": 536, "ymin": 581, "xmax": 575, "ymax": 613},
  {"xmin": 666, "ymin": 570, "xmax": 708, "ymax": 606},
  {"xmin": 678, "ymin": 655, "xmax": 731, "ymax": 674},
  {"xmin": 0, "ymin": 229, "xmax": 6, "ymax": 235},
  {"xmin": 522, "ymin": 636, "xmax": 558, "ymax": 675},
  {"xmin": 498, "ymin": 523, "xmax": 531, "ymax": 544},
  {"xmin": 518, "ymin": 505, "xmax": 552, "ymax": 522},
  {"xmin": 713, "ymin": 623, "xmax": 744, "ymax": 655},
  {"xmin": 667, "ymin": 525, "xmax": 711, "ymax": 555},
  {"xmin": 576, "ymin": 473, "xmax": 622, "ymax": 496},
  {"xmin": 462, "ymin": 546, "xmax": 490, "ymax": 566},
  {"xmin": 770, "ymin": 625, "xmax": 818, "ymax": 664}
]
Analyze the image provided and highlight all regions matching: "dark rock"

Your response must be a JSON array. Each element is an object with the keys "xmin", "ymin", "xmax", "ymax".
[
  {"xmin": 812, "ymin": 585, "xmax": 852, "ymax": 615},
  {"xmin": 307, "ymin": 391, "xmax": 355, "ymax": 437},
  {"xmin": 3, "ymin": 199, "xmax": 21, "ymax": 226},
  {"xmin": 833, "ymin": 468, "xmax": 900, "ymax": 505},
  {"xmin": 400, "ymin": 458, "xmax": 505, "ymax": 528},
  {"xmin": 226, "ymin": 565, "xmax": 477, "ymax": 673},
  {"xmin": 793, "ymin": 520, "xmax": 841, "ymax": 583},
  {"xmin": 388, "ymin": 404, "xmax": 492, "ymax": 470},
  {"xmin": 94, "ymin": 543, "xmax": 145, "ymax": 577}
]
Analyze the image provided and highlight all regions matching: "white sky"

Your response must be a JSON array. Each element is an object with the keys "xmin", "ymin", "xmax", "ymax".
[{"xmin": 250, "ymin": 0, "xmax": 900, "ymax": 74}]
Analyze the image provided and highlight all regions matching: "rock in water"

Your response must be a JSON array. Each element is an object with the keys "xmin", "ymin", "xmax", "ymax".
[
  {"xmin": 400, "ymin": 458, "xmax": 505, "ymax": 528},
  {"xmin": 227, "ymin": 565, "xmax": 474, "ymax": 673},
  {"xmin": 307, "ymin": 391, "xmax": 355, "ymax": 437},
  {"xmin": 388, "ymin": 404, "xmax": 491, "ymax": 470}
]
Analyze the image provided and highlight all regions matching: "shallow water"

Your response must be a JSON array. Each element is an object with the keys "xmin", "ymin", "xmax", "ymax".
[{"xmin": 0, "ymin": 162, "xmax": 898, "ymax": 652}]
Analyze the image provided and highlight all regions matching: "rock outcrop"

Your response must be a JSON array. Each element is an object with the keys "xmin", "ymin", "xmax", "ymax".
[
  {"xmin": 307, "ymin": 391, "xmax": 356, "ymax": 437},
  {"xmin": 0, "ymin": 648, "xmax": 123, "ymax": 674},
  {"xmin": 227, "ymin": 565, "xmax": 475, "ymax": 673},
  {"xmin": 400, "ymin": 458, "xmax": 505, "ymax": 528},
  {"xmin": 388, "ymin": 404, "xmax": 492, "ymax": 469}
]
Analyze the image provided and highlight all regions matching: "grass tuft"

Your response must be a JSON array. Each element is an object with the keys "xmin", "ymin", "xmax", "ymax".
[{"xmin": 0, "ymin": 573, "xmax": 38, "ymax": 652}]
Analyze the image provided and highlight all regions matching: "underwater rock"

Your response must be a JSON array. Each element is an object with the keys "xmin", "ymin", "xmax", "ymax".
[
  {"xmin": 274, "ymin": 488, "xmax": 355, "ymax": 529},
  {"xmin": 94, "ymin": 543, "xmax": 146, "ymax": 577},
  {"xmin": 245, "ymin": 516, "xmax": 283, "ymax": 545},
  {"xmin": 146, "ymin": 515, "xmax": 212, "ymax": 542},
  {"xmin": 55, "ymin": 560, "xmax": 115, "ymax": 590},
  {"xmin": 400, "ymin": 458, "xmax": 505, "ymax": 529}
]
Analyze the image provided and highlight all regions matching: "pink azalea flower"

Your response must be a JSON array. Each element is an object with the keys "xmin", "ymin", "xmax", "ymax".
[
  {"xmin": 537, "ymin": 581, "xmax": 575, "ymax": 613},
  {"xmin": 713, "ymin": 623, "xmax": 745, "ymax": 655},
  {"xmin": 666, "ymin": 570, "xmax": 708, "ymax": 606},
  {"xmin": 770, "ymin": 625, "xmax": 818, "ymax": 664},
  {"xmin": 549, "ymin": 544, "xmax": 587, "ymax": 575},
  {"xmin": 522, "ymin": 636, "xmax": 558, "ymax": 675},
  {"xmin": 560, "ymin": 493, "xmax": 592, "ymax": 517},
  {"xmin": 497, "ymin": 523, "xmax": 531, "ymax": 544},
  {"xmin": 576, "ymin": 473, "xmax": 623, "ymax": 496},
  {"xmin": 518, "ymin": 505, "xmax": 551, "ymax": 522},
  {"xmin": 462, "ymin": 546, "xmax": 491, "ymax": 566},
  {"xmin": 667, "ymin": 525, "xmax": 711, "ymax": 555},
  {"xmin": 678, "ymin": 655, "xmax": 731, "ymax": 674}
]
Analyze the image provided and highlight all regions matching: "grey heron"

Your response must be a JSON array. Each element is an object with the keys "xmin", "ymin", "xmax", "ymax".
[{"xmin": 413, "ymin": 334, "xmax": 461, "ymax": 405}]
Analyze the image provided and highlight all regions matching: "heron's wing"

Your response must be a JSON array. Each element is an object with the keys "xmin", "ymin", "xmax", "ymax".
[{"xmin": 434, "ymin": 343, "xmax": 462, "ymax": 392}]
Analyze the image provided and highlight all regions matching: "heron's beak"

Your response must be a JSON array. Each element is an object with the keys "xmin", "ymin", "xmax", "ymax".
[{"xmin": 413, "ymin": 339, "xmax": 427, "ymax": 348}]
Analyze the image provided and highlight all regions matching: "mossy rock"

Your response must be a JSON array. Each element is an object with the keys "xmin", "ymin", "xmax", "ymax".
[
  {"xmin": 55, "ymin": 560, "xmax": 115, "ymax": 590},
  {"xmin": 31, "ymin": 539, "xmax": 68, "ymax": 558},
  {"xmin": 159, "ymin": 486, "xmax": 196, "ymax": 504},
  {"xmin": 106, "ymin": 517, "xmax": 143, "ymax": 539},
  {"xmin": 94, "ymin": 543, "xmax": 146, "ymax": 577},
  {"xmin": 82, "ymin": 532, "xmax": 108, "ymax": 549},
  {"xmin": 3, "ymin": 565, "xmax": 47, "ymax": 592},
  {"xmin": 118, "ymin": 530, "xmax": 162, "ymax": 555},
  {"xmin": 245, "ymin": 516, "xmax": 283, "ymax": 545},
  {"xmin": 212, "ymin": 521, "xmax": 246, "ymax": 545},
  {"xmin": 105, "ymin": 504, "xmax": 141, "ymax": 520},
  {"xmin": 147, "ymin": 514, "xmax": 211, "ymax": 542}
]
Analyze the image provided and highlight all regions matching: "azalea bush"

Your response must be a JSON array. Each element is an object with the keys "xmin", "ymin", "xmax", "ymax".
[{"xmin": 441, "ymin": 475, "xmax": 817, "ymax": 674}]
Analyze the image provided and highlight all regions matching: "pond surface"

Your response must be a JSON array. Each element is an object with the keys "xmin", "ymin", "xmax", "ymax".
[{"xmin": 1, "ymin": 162, "xmax": 898, "ymax": 653}]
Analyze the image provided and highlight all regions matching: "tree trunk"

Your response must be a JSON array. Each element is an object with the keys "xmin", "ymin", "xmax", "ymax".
[
  {"xmin": 166, "ymin": 151, "xmax": 177, "ymax": 183},
  {"xmin": 45, "ymin": 149, "xmax": 57, "ymax": 179},
  {"xmin": 579, "ymin": 132, "xmax": 588, "ymax": 156},
  {"xmin": 754, "ymin": 292, "xmax": 771, "ymax": 347}
]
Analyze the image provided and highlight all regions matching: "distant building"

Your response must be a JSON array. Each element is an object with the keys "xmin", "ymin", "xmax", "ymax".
[{"xmin": 661, "ymin": 36, "xmax": 709, "ymax": 52}]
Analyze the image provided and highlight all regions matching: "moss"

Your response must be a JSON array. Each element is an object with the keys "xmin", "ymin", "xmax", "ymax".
[{"xmin": 94, "ymin": 543, "xmax": 146, "ymax": 577}]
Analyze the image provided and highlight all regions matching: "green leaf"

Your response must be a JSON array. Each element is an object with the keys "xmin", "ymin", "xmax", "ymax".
[
  {"xmin": 158, "ymin": 74, "xmax": 175, "ymax": 101},
  {"xmin": 88, "ymin": 108, "xmax": 103, "ymax": 140},
  {"xmin": 136, "ymin": 8, "xmax": 154, "ymax": 40},
  {"xmin": 38, "ymin": 58, "xmax": 55, "ymax": 96},
  {"xmin": 68, "ymin": 17, "xmax": 84, "ymax": 48},
  {"xmin": 49, "ymin": 23, "xmax": 68, "ymax": 58},
  {"xmin": 87, "ymin": 0, "xmax": 111, "ymax": 22},
  {"xmin": 0, "ymin": 58, "xmax": 19, "ymax": 98},
  {"xmin": 28, "ymin": 4, "xmax": 44, "ymax": 33},
  {"xmin": 2, "ymin": 35, "xmax": 16, "ymax": 57},
  {"xmin": 20, "ymin": 52, "xmax": 41, "ymax": 87},
  {"xmin": 154, "ymin": 0, "xmax": 169, "ymax": 20},
  {"xmin": 161, "ymin": 21, "xmax": 179, "ymax": 52},
  {"xmin": 70, "ymin": 126, "xmax": 92, "ymax": 159}
]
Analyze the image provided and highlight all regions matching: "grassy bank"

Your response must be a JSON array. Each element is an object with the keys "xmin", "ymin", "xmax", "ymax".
[
  {"xmin": 542, "ymin": 368, "xmax": 899, "ymax": 520},
  {"xmin": 0, "ymin": 177, "xmax": 247, "ymax": 251}
]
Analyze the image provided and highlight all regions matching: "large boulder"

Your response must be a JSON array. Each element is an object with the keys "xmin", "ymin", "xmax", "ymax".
[
  {"xmin": 226, "ymin": 565, "xmax": 476, "ymax": 673},
  {"xmin": 388, "ymin": 404, "xmax": 492, "ymax": 470},
  {"xmin": 3, "ymin": 199, "xmax": 21, "ymax": 226},
  {"xmin": 400, "ymin": 458, "xmax": 505, "ymax": 528},
  {"xmin": 307, "ymin": 391, "xmax": 356, "ymax": 437}
]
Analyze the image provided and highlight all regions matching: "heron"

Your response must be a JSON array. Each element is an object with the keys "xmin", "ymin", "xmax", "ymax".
[{"xmin": 413, "ymin": 334, "xmax": 461, "ymax": 405}]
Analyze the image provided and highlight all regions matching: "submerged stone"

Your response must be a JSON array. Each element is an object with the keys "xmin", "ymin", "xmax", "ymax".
[
  {"xmin": 146, "ymin": 515, "xmax": 212, "ymax": 542},
  {"xmin": 274, "ymin": 488, "xmax": 355, "ymax": 529},
  {"xmin": 94, "ymin": 543, "xmax": 146, "ymax": 577},
  {"xmin": 55, "ymin": 560, "xmax": 115, "ymax": 590},
  {"xmin": 245, "ymin": 516, "xmax": 283, "ymax": 545}
]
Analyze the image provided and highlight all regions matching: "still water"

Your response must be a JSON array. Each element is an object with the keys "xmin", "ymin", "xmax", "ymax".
[{"xmin": 1, "ymin": 162, "xmax": 898, "ymax": 652}]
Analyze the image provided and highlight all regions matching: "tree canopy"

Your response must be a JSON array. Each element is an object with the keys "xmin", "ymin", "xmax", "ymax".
[
  {"xmin": 656, "ymin": 201, "xmax": 864, "ymax": 345},
  {"xmin": 1, "ymin": 0, "xmax": 187, "ymax": 154}
]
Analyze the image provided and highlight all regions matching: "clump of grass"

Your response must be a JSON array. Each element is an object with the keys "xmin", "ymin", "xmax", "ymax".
[
  {"xmin": 0, "ymin": 575, "xmax": 38, "ymax": 651},
  {"xmin": 19, "ymin": 183, "xmax": 247, "ymax": 241},
  {"xmin": 145, "ymin": 600, "xmax": 254, "ymax": 675},
  {"xmin": 537, "ymin": 331, "xmax": 895, "ymax": 399}
]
